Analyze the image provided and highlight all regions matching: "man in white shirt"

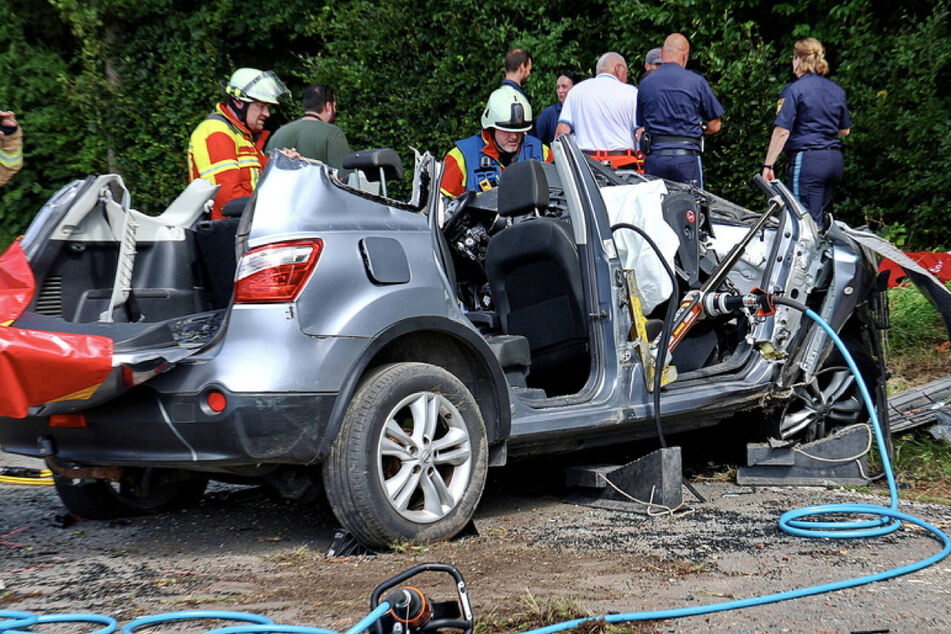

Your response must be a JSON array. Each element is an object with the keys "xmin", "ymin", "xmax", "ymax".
[{"xmin": 554, "ymin": 52, "xmax": 641, "ymax": 169}]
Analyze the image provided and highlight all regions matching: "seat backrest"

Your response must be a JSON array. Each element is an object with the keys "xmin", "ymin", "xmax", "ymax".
[
  {"xmin": 342, "ymin": 148, "xmax": 404, "ymax": 182},
  {"xmin": 484, "ymin": 218, "xmax": 589, "ymax": 394},
  {"xmin": 661, "ymin": 191, "xmax": 701, "ymax": 288},
  {"xmin": 498, "ymin": 160, "xmax": 550, "ymax": 217},
  {"xmin": 193, "ymin": 218, "xmax": 240, "ymax": 309}
]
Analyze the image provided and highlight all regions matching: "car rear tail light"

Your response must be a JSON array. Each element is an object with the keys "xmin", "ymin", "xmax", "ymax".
[
  {"xmin": 49, "ymin": 414, "xmax": 87, "ymax": 428},
  {"xmin": 234, "ymin": 239, "xmax": 323, "ymax": 303}
]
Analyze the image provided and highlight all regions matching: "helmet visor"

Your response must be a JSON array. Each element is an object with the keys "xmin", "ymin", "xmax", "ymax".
[{"xmin": 229, "ymin": 70, "xmax": 290, "ymax": 105}]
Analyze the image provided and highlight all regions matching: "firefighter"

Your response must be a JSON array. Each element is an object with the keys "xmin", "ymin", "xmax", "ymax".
[
  {"xmin": 188, "ymin": 68, "xmax": 289, "ymax": 219},
  {"xmin": 0, "ymin": 110, "xmax": 23, "ymax": 187},
  {"xmin": 440, "ymin": 86, "xmax": 552, "ymax": 198}
]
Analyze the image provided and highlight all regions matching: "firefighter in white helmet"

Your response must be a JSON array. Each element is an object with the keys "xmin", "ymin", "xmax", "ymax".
[
  {"xmin": 440, "ymin": 85, "xmax": 552, "ymax": 198},
  {"xmin": 188, "ymin": 68, "xmax": 289, "ymax": 219}
]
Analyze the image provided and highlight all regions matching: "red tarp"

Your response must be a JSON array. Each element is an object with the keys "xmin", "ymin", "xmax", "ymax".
[
  {"xmin": 879, "ymin": 251, "xmax": 951, "ymax": 288},
  {"xmin": 0, "ymin": 239, "xmax": 113, "ymax": 419}
]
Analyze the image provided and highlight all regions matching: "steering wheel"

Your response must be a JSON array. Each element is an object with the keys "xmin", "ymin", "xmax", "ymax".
[{"xmin": 441, "ymin": 190, "xmax": 477, "ymax": 244}]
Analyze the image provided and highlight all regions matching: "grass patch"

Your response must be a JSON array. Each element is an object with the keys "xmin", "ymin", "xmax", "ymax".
[
  {"xmin": 268, "ymin": 544, "xmax": 323, "ymax": 566},
  {"xmin": 476, "ymin": 594, "xmax": 658, "ymax": 633},
  {"xmin": 885, "ymin": 283, "xmax": 951, "ymax": 391},
  {"xmin": 887, "ymin": 284, "xmax": 949, "ymax": 353},
  {"xmin": 868, "ymin": 430, "xmax": 951, "ymax": 505},
  {"xmin": 875, "ymin": 283, "xmax": 951, "ymax": 505}
]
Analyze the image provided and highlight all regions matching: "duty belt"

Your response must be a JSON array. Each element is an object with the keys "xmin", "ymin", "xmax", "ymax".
[
  {"xmin": 642, "ymin": 133, "xmax": 704, "ymax": 155},
  {"xmin": 651, "ymin": 134, "xmax": 703, "ymax": 149},
  {"xmin": 654, "ymin": 148, "xmax": 700, "ymax": 157}
]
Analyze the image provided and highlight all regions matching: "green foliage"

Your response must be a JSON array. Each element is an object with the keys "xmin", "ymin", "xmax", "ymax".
[{"xmin": 1, "ymin": 0, "xmax": 949, "ymax": 249}]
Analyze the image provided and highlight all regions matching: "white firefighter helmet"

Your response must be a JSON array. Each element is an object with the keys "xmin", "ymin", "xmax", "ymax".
[
  {"xmin": 481, "ymin": 86, "xmax": 533, "ymax": 132},
  {"xmin": 224, "ymin": 68, "xmax": 289, "ymax": 105}
]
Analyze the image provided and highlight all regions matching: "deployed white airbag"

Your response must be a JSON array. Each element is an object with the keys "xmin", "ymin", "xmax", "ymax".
[{"xmin": 602, "ymin": 181, "xmax": 679, "ymax": 313}]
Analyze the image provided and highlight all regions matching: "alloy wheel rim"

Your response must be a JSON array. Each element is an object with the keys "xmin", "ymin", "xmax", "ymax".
[
  {"xmin": 376, "ymin": 391, "xmax": 473, "ymax": 524},
  {"xmin": 780, "ymin": 366, "xmax": 864, "ymax": 439}
]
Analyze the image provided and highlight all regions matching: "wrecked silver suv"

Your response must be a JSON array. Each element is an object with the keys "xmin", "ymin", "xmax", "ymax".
[{"xmin": 1, "ymin": 136, "xmax": 946, "ymax": 547}]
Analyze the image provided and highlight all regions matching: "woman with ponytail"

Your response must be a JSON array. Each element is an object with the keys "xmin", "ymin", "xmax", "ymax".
[{"xmin": 760, "ymin": 38, "xmax": 851, "ymax": 226}]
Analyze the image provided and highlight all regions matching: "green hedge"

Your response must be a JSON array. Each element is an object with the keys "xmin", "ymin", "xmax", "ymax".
[{"xmin": 1, "ymin": 0, "xmax": 948, "ymax": 248}]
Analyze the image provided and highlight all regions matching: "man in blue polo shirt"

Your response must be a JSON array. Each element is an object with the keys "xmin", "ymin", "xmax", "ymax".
[{"xmin": 637, "ymin": 33, "xmax": 723, "ymax": 189}]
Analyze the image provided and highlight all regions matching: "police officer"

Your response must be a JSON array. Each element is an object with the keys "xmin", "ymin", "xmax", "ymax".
[
  {"xmin": 440, "ymin": 86, "xmax": 552, "ymax": 198},
  {"xmin": 636, "ymin": 33, "xmax": 723, "ymax": 188},
  {"xmin": 761, "ymin": 38, "xmax": 851, "ymax": 226}
]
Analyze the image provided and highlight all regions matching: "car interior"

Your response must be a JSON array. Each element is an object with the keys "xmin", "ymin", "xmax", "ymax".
[{"xmin": 440, "ymin": 158, "xmax": 764, "ymax": 399}]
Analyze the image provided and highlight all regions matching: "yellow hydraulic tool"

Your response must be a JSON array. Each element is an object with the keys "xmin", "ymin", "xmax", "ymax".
[{"xmin": 623, "ymin": 269, "xmax": 676, "ymax": 390}]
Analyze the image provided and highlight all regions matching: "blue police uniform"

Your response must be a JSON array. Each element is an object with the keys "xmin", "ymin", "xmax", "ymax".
[
  {"xmin": 774, "ymin": 73, "xmax": 851, "ymax": 224},
  {"xmin": 534, "ymin": 102, "xmax": 561, "ymax": 145},
  {"xmin": 636, "ymin": 62, "xmax": 723, "ymax": 188},
  {"xmin": 501, "ymin": 79, "xmax": 528, "ymax": 99}
]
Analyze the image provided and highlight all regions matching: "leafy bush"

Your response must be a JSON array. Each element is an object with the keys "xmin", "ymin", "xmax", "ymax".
[{"xmin": 1, "ymin": 0, "xmax": 948, "ymax": 249}]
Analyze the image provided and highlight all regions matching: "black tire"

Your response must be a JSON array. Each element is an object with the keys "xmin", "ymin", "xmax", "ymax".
[
  {"xmin": 322, "ymin": 362, "xmax": 488, "ymax": 548},
  {"xmin": 53, "ymin": 468, "xmax": 208, "ymax": 519},
  {"xmin": 779, "ymin": 334, "xmax": 880, "ymax": 442}
]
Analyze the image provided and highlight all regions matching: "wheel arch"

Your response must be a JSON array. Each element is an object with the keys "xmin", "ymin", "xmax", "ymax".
[{"xmin": 315, "ymin": 317, "xmax": 511, "ymax": 462}]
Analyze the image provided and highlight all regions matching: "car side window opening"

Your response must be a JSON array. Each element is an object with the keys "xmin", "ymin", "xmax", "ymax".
[
  {"xmin": 440, "ymin": 160, "xmax": 592, "ymax": 397},
  {"xmin": 602, "ymin": 175, "xmax": 754, "ymax": 377}
]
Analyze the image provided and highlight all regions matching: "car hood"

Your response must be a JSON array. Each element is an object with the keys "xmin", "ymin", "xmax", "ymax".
[{"xmin": 842, "ymin": 225, "xmax": 951, "ymax": 337}]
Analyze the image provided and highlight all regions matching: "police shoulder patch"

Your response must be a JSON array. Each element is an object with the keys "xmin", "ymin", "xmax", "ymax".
[{"xmin": 776, "ymin": 98, "xmax": 785, "ymax": 115}]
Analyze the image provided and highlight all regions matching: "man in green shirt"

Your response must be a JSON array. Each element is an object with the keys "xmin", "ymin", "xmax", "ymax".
[{"xmin": 266, "ymin": 84, "xmax": 352, "ymax": 178}]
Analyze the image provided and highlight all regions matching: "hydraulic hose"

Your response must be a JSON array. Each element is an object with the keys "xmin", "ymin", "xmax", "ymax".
[
  {"xmin": 609, "ymin": 222, "xmax": 704, "ymax": 503},
  {"xmin": 519, "ymin": 296, "xmax": 951, "ymax": 633},
  {"xmin": 0, "ymin": 467, "xmax": 54, "ymax": 486},
  {"xmin": 0, "ymin": 612, "xmax": 117, "ymax": 634},
  {"xmin": 3, "ymin": 305, "xmax": 948, "ymax": 630}
]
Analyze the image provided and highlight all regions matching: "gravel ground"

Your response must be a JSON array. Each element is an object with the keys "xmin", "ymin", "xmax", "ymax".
[{"xmin": 2, "ymin": 450, "xmax": 950, "ymax": 633}]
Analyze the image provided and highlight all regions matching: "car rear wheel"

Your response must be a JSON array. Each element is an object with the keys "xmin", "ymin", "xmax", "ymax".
[
  {"xmin": 779, "ymin": 334, "xmax": 880, "ymax": 442},
  {"xmin": 322, "ymin": 362, "xmax": 488, "ymax": 548},
  {"xmin": 53, "ymin": 468, "xmax": 208, "ymax": 519}
]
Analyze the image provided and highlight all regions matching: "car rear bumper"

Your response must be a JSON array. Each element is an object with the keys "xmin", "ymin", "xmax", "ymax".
[{"xmin": 0, "ymin": 386, "xmax": 337, "ymax": 468}]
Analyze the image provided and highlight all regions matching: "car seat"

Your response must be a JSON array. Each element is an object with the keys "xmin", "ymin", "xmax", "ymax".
[{"xmin": 484, "ymin": 160, "xmax": 589, "ymax": 395}]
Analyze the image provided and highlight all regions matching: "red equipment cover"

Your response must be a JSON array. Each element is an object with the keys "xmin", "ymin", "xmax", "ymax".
[
  {"xmin": 880, "ymin": 251, "xmax": 951, "ymax": 287},
  {"xmin": 0, "ymin": 239, "xmax": 113, "ymax": 419}
]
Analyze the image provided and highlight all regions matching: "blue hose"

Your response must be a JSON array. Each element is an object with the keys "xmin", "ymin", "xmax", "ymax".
[
  {"xmin": 0, "ymin": 612, "xmax": 118, "ymax": 634},
  {"xmin": 521, "ymin": 304, "xmax": 951, "ymax": 633},
  {"xmin": 2, "ymin": 308, "xmax": 947, "ymax": 634},
  {"xmin": 122, "ymin": 611, "xmax": 272, "ymax": 634}
]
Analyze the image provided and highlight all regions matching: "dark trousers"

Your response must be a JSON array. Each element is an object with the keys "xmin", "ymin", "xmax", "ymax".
[
  {"xmin": 645, "ymin": 152, "xmax": 704, "ymax": 189},
  {"xmin": 787, "ymin": 148, "xmax": 843, "ymax": 225}
]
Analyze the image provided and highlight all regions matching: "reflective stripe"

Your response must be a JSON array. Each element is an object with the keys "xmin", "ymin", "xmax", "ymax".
[
  {"xmin": 696, "ymin": 155, "xmax": 704, "ymax": 189},
  {"xmin": 199, "ymin": 160, "xmax": 241, "ymax": 178},
  {"xmin": 0, "ymin": 151, "xmax": 22, "ymax": 167},
  {"xmin": 792, "ymin": 152, "xmax": 803, "ymax": 200}
]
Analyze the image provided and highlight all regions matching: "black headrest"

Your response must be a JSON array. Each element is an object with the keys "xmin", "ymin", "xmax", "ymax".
[
  {"xmin": 498, "ymin": 160, "xmax": 549, "ymax": 217},
  {"xmin": 221, "ymin": 195, "xmax": 251, "ymax": 218},
  {"xmin": 342, "ymin": 148, "xmax": 404, "ymax": 181}
]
